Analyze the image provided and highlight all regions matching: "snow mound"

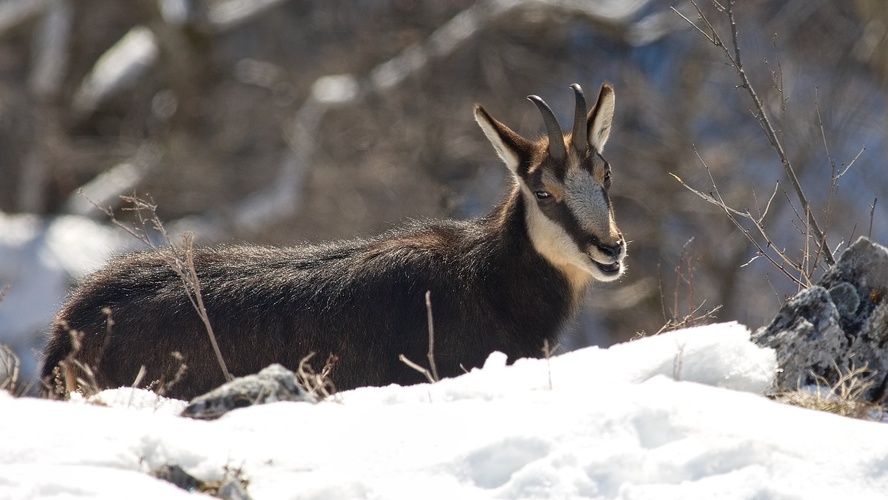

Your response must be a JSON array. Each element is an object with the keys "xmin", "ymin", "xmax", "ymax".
[
  {"xmin": 342, "ymin": 321, "xmax": 774, "ymax": 407},
  {"xmin": 4, "ymin": 322, "xmax": 888, "ymax": 499}
]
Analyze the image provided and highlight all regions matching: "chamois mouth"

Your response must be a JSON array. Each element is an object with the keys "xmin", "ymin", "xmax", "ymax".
[{"xmin": 590, "ymin": 257, "xmax": 622, "ymax": 277}]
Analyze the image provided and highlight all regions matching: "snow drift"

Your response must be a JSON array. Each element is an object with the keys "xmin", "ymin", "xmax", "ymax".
[{"xmin": 6, "ymin": 322, "xmax": 888, "ymax": 499}]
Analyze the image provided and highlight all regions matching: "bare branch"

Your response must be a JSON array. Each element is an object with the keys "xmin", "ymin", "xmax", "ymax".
[
  {"xmin": 754, "ymin": 182, "xmax": 780, "ymax": 225},
  {"xmin": 669, "ymin": 7, "xmax": 717, "ymax": 45},
  {"xmin": 815, "ymin": 88, "xmax": 836, "ymax": 176},
  {"xmin": 398, "ymin": 354, "xmax": 437, "ymax": 385},
  {"xmin": 425, "ymin": 291, "xmax": 439, "ymax": 383},
  {"xmin": 837, "ymin": 146, "xmax": 866, "ymax": 181},
  {"xmin": 679, "ymin": 0, "xmax": 835, "ymax": 266},
  {"xmin": 179, "ymin": 232, "xmax": 231, "ymax": 383},
  {"xmin": 671, "ymin": 149, "xmax": 808, "ymax": 288}
]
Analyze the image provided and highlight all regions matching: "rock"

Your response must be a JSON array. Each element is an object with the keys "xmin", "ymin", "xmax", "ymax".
[
  {"xmin": 820, "ymin": 237, "xmax": 888, "ymax": 335},
  {"xmin": 752, "ymin": 237, "xmax": 888, "ymax": 399},
  {"xmin": 180, "ymin": 364, "xmax": 315, "ymax": 420},
  {"xmin": 151, "ymin": 464, "xmax": 252, "ymax": 499},
  {"xmin": 751, "ymin": 286, "xmax": 848, "ymax": 389},
  {"xmin": 828, "ymin": 282, "xmax": 860, "ymax": 319},
  {"xmin": 216, "ymin": 477, "xmax": 252, "ymax": 500},
  {"xmin": 151, "ymin": 464, "xmax": 202, "ymax": 491}
]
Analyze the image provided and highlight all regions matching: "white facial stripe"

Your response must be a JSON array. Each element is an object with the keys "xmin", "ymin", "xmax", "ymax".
[{"xmin": 522, "ymin": 185, "xmax": 596, "ymax": 293}]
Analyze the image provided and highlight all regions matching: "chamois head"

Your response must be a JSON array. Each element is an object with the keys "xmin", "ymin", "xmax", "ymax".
[{"xmin": 474, "ymin": 83, "xmax": 625, "ymax": 288}]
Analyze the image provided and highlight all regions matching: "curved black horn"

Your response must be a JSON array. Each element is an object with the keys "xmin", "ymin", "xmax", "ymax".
[
  {"xmin": 569, "ymin": 83, "xmax": 587, "ymax": 156},
  {"xmin": 527, "ymin": 94, "xmax": 566, "ymax": 161}
]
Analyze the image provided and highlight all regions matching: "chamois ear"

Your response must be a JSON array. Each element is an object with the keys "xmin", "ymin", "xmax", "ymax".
[
  {"xmin": 474, "ymin": 104, "xmax": 532, "ymax": 175},
  {"xmin": 587, "ymin": 83, "xmax": 615, "ymax": 153}
]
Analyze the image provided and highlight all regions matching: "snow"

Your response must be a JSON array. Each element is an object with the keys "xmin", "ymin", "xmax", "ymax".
[
  {"xmin": 2, "ymin": 322, "xmax": 888, "ymax": 499},
  {"xmin": 0, "ymin": 212, "xmax": 133, "ymax": 383}
]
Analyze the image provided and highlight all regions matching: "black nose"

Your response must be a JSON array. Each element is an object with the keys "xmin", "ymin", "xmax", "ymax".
[{"xmin": 597, "ymin": 239, "xmax": 624, "ymax": 259}]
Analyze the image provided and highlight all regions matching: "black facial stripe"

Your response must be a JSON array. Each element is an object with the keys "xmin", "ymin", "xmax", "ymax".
[
  {"xmin": 535, "ymin": 195, "xmax": 594, "ymax": 252},
  {"xmin": 602, "ymin": 178, "xmax": 613, "ymax": 209},
  {"xmin": 593, "ymin": 151, "xmax": 608, "ymax": 174},
  {"xmin": 524, "ymin": 152, "xmax": 571, "ymax": 182},
  {"xmin": 525, "ymin": 166, "xmax": 559, "ymax": 192},
  {"xmin": 575, "ymin": 150, "xmax": 608, "ymax": 178}
]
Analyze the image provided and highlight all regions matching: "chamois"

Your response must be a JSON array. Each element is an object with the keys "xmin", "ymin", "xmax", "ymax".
[{"xmin": 41, "ymin": 83, "xmax": 626, "ymax": 400}]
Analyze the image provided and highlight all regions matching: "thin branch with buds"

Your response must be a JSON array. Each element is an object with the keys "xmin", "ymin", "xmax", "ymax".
[
  {"xmin": 670, "ymin": 152, "xmax": 809, "ymax": 288},
  {"xmin": 673, "ymin": 0, "xmax": 834, "ymax": 266}
]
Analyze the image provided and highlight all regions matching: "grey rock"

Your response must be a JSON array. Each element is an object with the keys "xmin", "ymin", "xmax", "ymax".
[
  {"xmin": 751, "ymin": 286, "xmax": 848, "ymax": 389},
  {"xmin": 820, "ymin": 237, "xmax": 888, "ymax": 334},
  {"xmin": 152, "ymin": 464, "xmax": 202, "ymax": 491},
  {"xmin": 151, "ymin": 463, "xmax": 253, "ymax": 500},
  {"xmin": 217, "ymin": 478, "xmax": 252, "ymax": 500},
  {"xmin": 181, "ymin": 363, "xmax": 315, "ymax": 420},
  {"xmin": 828, "ymin": 282, "xmax": 860, "ymax": 319},
  {"xmin": 752, "ymin": 237, "xmax": 888, "ymax": 399}
]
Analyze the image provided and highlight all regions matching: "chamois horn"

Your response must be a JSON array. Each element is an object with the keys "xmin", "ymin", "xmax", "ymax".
[
  {"xmin": 570, "ymin": 83, "xmax": 587, "ymax": 156},
  {"xmin": 527, "ymin": 94, "xmax": 566, "ymax": 161}
]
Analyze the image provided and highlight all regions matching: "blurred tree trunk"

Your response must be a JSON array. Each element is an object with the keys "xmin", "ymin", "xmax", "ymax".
[{"xmin": 854, "ymin": 0, "xmax": 888, "ymax": 83}]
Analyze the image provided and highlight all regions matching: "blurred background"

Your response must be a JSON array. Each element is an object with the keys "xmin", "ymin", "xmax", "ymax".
[{"xmin": 1, "ymin": 0, "xmax": 886, "ymax": 386}]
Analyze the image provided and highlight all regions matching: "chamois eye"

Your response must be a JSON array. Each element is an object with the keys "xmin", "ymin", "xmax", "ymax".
[{"xmin": 534, "ymin": 191, "xmax": 551, "ymax": 200}]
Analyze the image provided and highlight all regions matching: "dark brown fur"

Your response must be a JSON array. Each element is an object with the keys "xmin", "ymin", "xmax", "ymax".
[{"xmin": 42, "ymin": 192, "xmax": 572, "ymax": 399}]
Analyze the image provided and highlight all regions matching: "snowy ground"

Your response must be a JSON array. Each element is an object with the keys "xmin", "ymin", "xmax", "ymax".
[{"xmin": 2, "ymin": 322, "xmax": 888, "ymax": 499}]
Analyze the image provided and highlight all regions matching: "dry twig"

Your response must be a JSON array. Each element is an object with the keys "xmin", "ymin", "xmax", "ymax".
[
  {"xmin": 654, "ymin": 237, "xmax": 722, "ymax": 335},
  {"xmin": 399, "ymin": 289, "xmax": 441, "ymax": 384},
  {"xmin": 98, "ymin": 194, "xmax": 232, "ymax": 384},
  {"xmin": 424, "ymin": 291, "xmax": 440, "ymax": 383},
  {"xmin": 541, "ymin": 339, "xmax": 560, "ymax": 390},
  {"xmin": 0, "ymin": 343, "xmax": 20, "ymax": 393},
  {"xmin": 296, "ymin": 352, "xmax": 337, "ymax": 399}
]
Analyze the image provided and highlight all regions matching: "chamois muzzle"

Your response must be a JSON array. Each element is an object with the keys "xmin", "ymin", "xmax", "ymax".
[
  {"xmin": 587, "ymin": 234, "xmax": 625, "ymax": 277},
  {"xmin": 594, "ymin": 239, "xmax": 624, "ymax": 260}
]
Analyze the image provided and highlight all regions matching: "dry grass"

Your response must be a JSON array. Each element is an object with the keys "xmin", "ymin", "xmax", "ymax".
[
  {"xmin": 636, "ymin": 239, "xmax": 722, "ymax": 339},
  {"xmin": 772, "ymin": 364, "xmax": 883, "ymax": 421},
  {"xmin": 296, "ymin": 352, "xmax": 337, "ymax": 400},
  {"xmin": 145, "ymin": 352, "xmax": 188, "ymax": 398},
  {"xmin": 46, "ymin": 325, "xmax": 103, "ymax": 399},
  {"xmin": 43, "ymin": 319, "xmax": 187, "ymax": 401},
  {"xmin": 0, "ymin": 343, "xmax": 20, "ymax": 394},
  {"xmin": 38, "ymin": 193, "xmax": 223, "ymax": 400}
]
